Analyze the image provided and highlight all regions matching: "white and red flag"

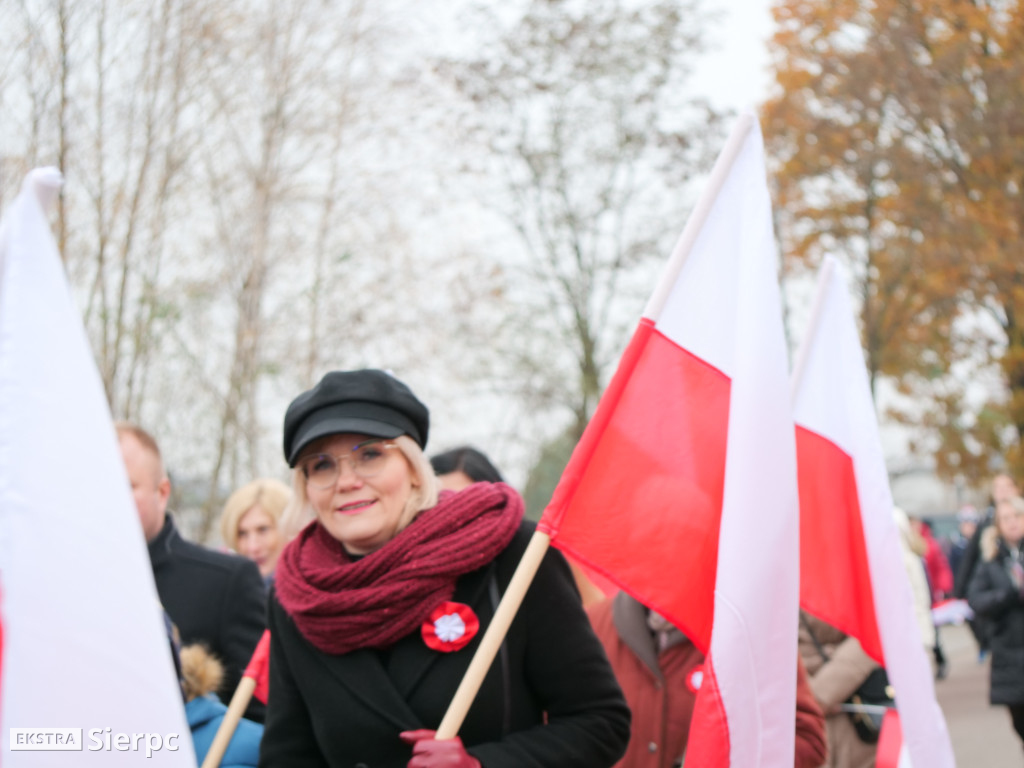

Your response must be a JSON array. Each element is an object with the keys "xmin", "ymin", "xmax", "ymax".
[
  {"xmin": 792, "ymin": 255, "xmax": 954, "ymax": 767},
  {"xmin": 0, "ymin": 169, "xmax": 194, "ymax": 764},
  {"xmin": 537, "ymin": 114, "xmax": 800, "ymax": 766}
]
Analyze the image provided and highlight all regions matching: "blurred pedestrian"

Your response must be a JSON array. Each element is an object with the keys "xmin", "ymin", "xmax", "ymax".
[
  {"xmin": 954, "ymin": 473, "xmax": 1020, "ymax": 659},
  {"xmin": 911, "ymin": 516, "xmax": 953, "ymax": 678},
  {"xmin": 894, "ymin": 508, "xmax": 937, "ymax": 662},
  {"xmin": 588, "ymin": 592, "xmax": 827, "ymax": 768},
  {"xmin": 181, "ymin": 644, "xmax": 264, "ymax": 767},
  {"xmin": 949, "ymin": 506, "xmax": 979, "ymax": 578},
  {"xmin": 430, "ymin": 446, "xmax": 504, "ymax": 491},
  {"xmin": 219, "ymin": 478, "xmax": 292, "ymax": 588},
  {"xmin": 967, "ymin": 494, "xmax": 1024, "ymax": 751},
  {"xmin": 798, "ymin": 612, "xmax": 880, "ymax": 768},
  {"xmin": 117, "ymin": 422, "xmax": 266, "ymax": 721}
]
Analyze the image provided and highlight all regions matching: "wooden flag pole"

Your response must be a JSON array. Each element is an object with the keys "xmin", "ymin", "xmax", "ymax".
[
  {"xmin": 434, "ymin": 531, "xmax": 551, "ymax": 739},
  {"xmin": 199, "ymin": 677, "xmax": 256, "ymax": 768}
]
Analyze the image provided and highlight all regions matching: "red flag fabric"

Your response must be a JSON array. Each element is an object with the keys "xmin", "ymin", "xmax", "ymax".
[
  {"xmin": 875, "ymin": 710, "xmax": 905, "ymax": 768},
  {"xmin": 542, "ymin": 318, "xmax": 730, "ymax": 650},
  {"xmin": 243, "ymin": 630, "xmax": 271, "ymax": 705},
  {"xmin": 538, "ymin": 114, "xmax": 800, "ymax": 766}
]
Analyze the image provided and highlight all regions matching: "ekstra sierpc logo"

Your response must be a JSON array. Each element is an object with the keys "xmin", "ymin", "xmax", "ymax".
[
  {"xmin": 10, "ymin": 727, "xmax": 180, "ymax": 756},
  {"xmin": 10, "ymin": 728, "xmax": 83, "ymax": 750}
]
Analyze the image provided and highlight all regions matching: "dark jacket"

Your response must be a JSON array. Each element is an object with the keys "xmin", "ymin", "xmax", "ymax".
[
  {"xmin": 953, "ymin": 508, "xmax": 993, "ymax": 599},
  {"xmin": 260, "ymin": 521, "xmax": 631, "ymax": 768},
  {"xmin": 967, "ymin": 527, "xmax": 1024, "ymax": 705},
  {"xmin": 148, "ymin": 514, "xmax": 267, "ymax": 718}
]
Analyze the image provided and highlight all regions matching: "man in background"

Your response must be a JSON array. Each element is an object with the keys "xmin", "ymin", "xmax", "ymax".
[{"xmin": 117, "ymin": 422, "xmax": 266, "ymax": 720}]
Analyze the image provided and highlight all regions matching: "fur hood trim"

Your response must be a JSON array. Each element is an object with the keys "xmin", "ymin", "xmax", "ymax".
[
  {"xmin": 981, "ymin": 525, "xmax": 1001, "ymax": 563},
  {"xmin": 180, "ymin": 644, "xmax": 224, "ymax": 702}
]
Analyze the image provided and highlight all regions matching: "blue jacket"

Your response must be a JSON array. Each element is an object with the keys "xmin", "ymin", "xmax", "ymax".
[{"xmin": 187, "ymin": 694, "xmax": 263, "ymax": 767}]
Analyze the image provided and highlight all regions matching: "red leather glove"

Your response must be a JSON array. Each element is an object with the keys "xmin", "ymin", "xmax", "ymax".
[{"xmin": 399, "ymin": 730, "xmax": 481, "ymax": 768}]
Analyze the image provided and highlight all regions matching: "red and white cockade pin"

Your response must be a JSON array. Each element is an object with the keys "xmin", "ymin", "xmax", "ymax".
[
  {"xmin": 422, "ymin": 601, "xmax": 479, "ymax": 652},
  {"xmin": 686, "ymin": 665, "xmax": 704, "ymax": 693}
]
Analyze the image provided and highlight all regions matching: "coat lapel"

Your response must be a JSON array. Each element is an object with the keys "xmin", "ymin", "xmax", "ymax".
[
  {"xmin": 389, "ymin": 563, "xmax": 495, "ymax": 700},
  {"xmin": 311, "ymin": 644, "xmax": 423, "ymax": 731}
]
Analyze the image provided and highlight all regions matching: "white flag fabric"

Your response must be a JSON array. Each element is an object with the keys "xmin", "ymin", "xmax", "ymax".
[
  {"xmin": 683, "ymin": 115, "xmax": 801, "ymax": 767},
  {"xmin": 541, "ymin": 114, "xmax": 801, "ymax": 766},
  {"xmin": 792, "ymin": 255, "xmax": 954, "ymax": 768},
  {"xmin": 0, "ymin": 168, "xmax": 195, "ymax": 765}
]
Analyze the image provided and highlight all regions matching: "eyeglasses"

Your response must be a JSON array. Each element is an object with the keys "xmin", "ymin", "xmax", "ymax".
[{"xmin": 300, "ymin": 440, "xmax": 398, "ymax": 489}]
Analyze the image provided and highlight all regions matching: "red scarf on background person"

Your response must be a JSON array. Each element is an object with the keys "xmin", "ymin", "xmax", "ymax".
[{"xmin": 274, "ymin": 482, "xmax": 523, "ymax": 655}]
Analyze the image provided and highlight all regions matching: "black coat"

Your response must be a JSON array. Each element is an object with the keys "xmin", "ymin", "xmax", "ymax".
[
  {"xmin": 148, "ymin": 514, "xmax": 267, "ymax": 718},
  {"xmin": 260, "ymin": 521, "xmax": 630, "ymax": 768},
  {"xmin": 966, "ymin": 530, "xmax": 1024, "ymax": 705}
]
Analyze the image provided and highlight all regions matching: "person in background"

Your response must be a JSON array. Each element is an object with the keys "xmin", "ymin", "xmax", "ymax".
[
  {"xmin": 588, "ymin": 592, "xmax": 827, "ymax": 768},
  {"xmin": 430, "ymin": 444, "xmax": 606, "ymax": 606},
  {"xmin": 798, "ymin": 612, "xmax": 879, "ymax": 768},
  {"xmin": 182, "ymin": 644, "xmax": 264, "ymax": 767},
  {"xmin": 910, "ymin": 516, "xmax": 953, "ymax": 679},
  {"xmin": 219, "ymin": 478, "xmax": 292, "ymax": 588},
  {"xmin": 260, "ymin": 369, "xmax": 630, "ymax": 767},
  {"xmin": 967, "ymin": 495, "xmax": 1024, "ymax": 751},
  {"xmin": 949, "ymin": 506, "xmax": 979, "ymax": 578},
  {"xmin": 117, "ymin": 422, "xmax": 267, "ymax": 722},
  {"xmin": 954, "ymin": 472, "xmax": 1020, "ymax": 660},
  {"xmin": 430, "ymin": 445, "xmax": 504, "ymax": 491},
  {"xmin": 894, "ymin": 508, "xmax": 938, "ymax": 673}
]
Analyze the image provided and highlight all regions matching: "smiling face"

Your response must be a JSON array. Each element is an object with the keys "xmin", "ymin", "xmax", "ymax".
[
  {"xmin": 236, "ymin": 505, "xmax": 284, "ymax": 577},
  {"xmin": 303, "ymin": 433, "xmax": 418, "ymax": 555}
]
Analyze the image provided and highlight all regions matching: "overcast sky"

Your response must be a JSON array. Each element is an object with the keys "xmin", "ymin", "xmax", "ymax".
[{"xmin": 690, "ymin": 0, "xmax": 775, "ymax": 112}]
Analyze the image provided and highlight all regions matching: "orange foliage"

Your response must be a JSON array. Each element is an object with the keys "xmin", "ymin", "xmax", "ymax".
[{"xmin": 765, "ymin": 0, "xmax": 1024, "ymax": 485}]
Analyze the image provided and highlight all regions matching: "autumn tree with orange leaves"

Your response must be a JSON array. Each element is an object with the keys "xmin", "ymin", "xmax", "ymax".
[{"xmin": 765, "ymin": 0, "xmax": 1024, "ymax": 486}]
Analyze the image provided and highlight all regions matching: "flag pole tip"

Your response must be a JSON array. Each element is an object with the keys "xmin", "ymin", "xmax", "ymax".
[{"xmin": 25, "ymin": 167, "xmax": 64, "ymax": 214}]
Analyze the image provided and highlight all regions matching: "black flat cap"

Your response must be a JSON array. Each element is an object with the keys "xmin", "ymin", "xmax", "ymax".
[{"xmin": 283, "ymin": 369, "xmax": 429, "ymax": 466}]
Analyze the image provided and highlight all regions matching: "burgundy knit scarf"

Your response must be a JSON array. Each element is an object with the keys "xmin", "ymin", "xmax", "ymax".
[{"xmin": 274, "ymin": 482, "xmax": 523, "ymax": 655}]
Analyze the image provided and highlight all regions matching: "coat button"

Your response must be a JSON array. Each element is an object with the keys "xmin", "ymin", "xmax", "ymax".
[{"xmin": 648, "ymin": 742, "xmax": 658, "ymax": 753}]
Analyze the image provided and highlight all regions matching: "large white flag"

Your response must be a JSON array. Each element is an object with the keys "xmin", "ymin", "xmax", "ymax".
[
  {"xmin": 539, "ymin": 114, "xmax": 801, "ymax": 766},
  {"xmin": 792, "ymin": 255, "xmax": 954, "ymax": 767},
  {"xmin": 0, "ymin": 169, "xmax": 195, "ymax": 765}
]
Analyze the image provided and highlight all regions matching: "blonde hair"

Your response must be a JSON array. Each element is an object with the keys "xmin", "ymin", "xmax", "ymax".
[
  {"xmin": 282, "ymin": 434, "xmax": 440, "ymax": 543},
  {"xmin": 995, "ymin": 495, "xmax": 1024, "ymax": 538},
  {"xmin": 219, "ymin": 478, "xmax": 292, "ymax": 551}
]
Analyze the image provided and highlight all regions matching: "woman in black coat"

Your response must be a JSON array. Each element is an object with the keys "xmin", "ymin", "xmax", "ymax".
[
  {"xmin": 260, "ymin": 369, "xmax": 630, "ymax": 768},
  {"xmin": 967, "ymin": 494, "xmax": 1024, "ymax": 748}
]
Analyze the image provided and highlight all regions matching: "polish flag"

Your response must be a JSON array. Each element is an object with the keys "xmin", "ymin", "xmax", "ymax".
[
  {"xmin": 0, "ymin": 169, "xmax": 194, "ymax": 765},
  {"xmin": 538, "ymin": 115, "xmax": 800, "ymax": 766},
  {"xmin": 792, "ymin": 256, "xmax": 954, "ymax": 767},
  {"xmin": 244, "ymin": 631, "xmax": 271, "ymax": 705}
]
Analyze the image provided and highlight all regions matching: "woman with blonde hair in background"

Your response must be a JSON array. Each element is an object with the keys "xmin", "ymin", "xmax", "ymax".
[
  {"xmin": 220, "ymin": 478, "xmax": 292, "ymax": 588},
  {"xmin": 968, "ymin": 494, "xmax": 1024, "ymax": 751}
]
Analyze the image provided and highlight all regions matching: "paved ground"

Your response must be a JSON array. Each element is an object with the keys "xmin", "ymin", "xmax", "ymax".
[{"xmin": 934, "ymin": 623, "xmax": 1021, "ymax": 767}]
